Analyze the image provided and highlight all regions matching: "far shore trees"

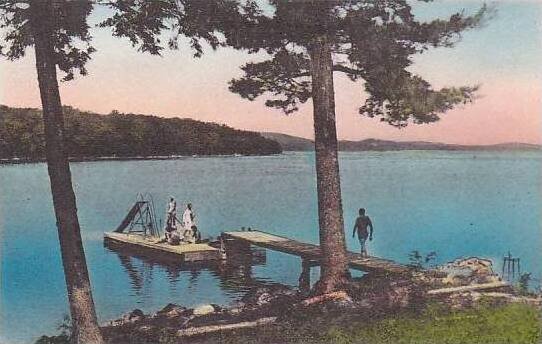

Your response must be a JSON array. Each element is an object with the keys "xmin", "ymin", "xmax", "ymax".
[
  {"xmin": 0, "ymin": 1, "xmax": 104, "ymax": 343},
  {"xmin": 226, "ymin": 0, "xmax": 490, "ymax": 293},
  {"xmin": 0, "ymin": 105, "xmax": 282, "ymax": 159}
]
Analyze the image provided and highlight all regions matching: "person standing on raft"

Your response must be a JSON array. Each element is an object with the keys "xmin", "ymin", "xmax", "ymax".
[
  {"xmin": 183, "ymin": 203, "xmax": 195, "ymax": 229},
  {"xmin": 166, "ymin": 197, "xmax": 177, "ymax": 229},
  {"xmin": 164, "ymin": 197, "xmax": 177, "ymax": 241},
  {"xmin": 352, "ymin": 208, "xmax": 373, "ymax": 257}
]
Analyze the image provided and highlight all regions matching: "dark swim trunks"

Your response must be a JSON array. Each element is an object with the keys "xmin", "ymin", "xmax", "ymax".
[{"xmin": 355, "ymin": 215, "xmax": 371, "ymax": 238}]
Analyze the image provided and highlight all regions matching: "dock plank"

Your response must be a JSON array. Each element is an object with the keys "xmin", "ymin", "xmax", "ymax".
[{"xmin": 223, "ymin": 230, "xmax": 409, "ymax": 274}]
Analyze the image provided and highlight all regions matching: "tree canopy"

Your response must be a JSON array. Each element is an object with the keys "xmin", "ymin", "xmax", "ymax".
[
  {"xmin": 0, "ymin": 0, "xmax": 246, "ymax": 77},
  {"xmin": 227, "ymin": 0, "xmax": 490, "ymax": 127},
  {"xmin": 0, "ymin": 0, "xmax": 95, "ymax": 81},
  {"xmin": 99, "ymin": 0, "xmax": 242, "ymax": 57}
]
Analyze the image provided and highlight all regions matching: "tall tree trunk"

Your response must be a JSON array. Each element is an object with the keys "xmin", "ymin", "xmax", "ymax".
[
  {"xmin": 30, "ymin": 2, "xmax": 104, "ymax": 343},
  {"xmin": 309, "ymin": 35, "xmax": 349, "ymax": 294}
]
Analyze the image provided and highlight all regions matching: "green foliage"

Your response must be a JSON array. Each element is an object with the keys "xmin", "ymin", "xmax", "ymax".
[
  {"xmin": 34, "ymin": 315, "xmax": 71, "ymax": 344},
  {"xmin": 99, "ymin": 0, "xmax": 244, "ymax": 57},
  {"xmin": 0, "ymin": 105, "xmax": 281, "ymax": 159},
  {"xmin": 227, "ymin": 1, "xmax": 492, "ymax": 127},
  {"xmin": 1, "ymin": 0, "xmax": 247, "ymax": 79},
  {"xmin": 0, "ymin": 0, "xmax": 95, "ymax": 81},
  {"xmin": 322, "ymin": 303, "xmax": 541, "ymax": 344},
  {"xmin": 34, "ymin": 334, "xmax": 70, "ymax": 344},
  {"xmin": 518, "ymin": 273, "xmax": 532, "ymax": 296}
]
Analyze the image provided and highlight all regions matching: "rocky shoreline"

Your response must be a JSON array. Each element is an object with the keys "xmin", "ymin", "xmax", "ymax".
[{"xmin": 99, "ymin": 257, "xmax": 541, "ymax": 343}]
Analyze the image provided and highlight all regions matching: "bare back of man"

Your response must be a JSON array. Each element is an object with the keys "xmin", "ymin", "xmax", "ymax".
[{"xmin": 352, "ymin": 208, "xmax": 373, "ymax": 257}]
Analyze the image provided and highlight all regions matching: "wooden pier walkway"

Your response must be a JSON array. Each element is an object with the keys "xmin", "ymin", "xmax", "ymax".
[{"xmin": 222, "ymin": 230, "xmax": 409, "ymax": 274}]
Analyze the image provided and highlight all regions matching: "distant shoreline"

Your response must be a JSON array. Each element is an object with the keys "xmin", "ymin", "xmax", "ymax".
[
  {"xmin": 1, "ymin": 149, "xmax": 539, "ymax": 165},
  {"xmin": 0, "ymin": 153, "xmax": 281, "ymax": 165}
]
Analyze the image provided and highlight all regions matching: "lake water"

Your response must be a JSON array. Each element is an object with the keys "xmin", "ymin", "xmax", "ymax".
[{"xmin": 1, "ymin": 151, "xmax": 541, "ymax": 343}]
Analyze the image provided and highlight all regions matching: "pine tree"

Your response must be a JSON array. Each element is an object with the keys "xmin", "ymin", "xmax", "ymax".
[
  {"xmin": 0, "ymin": 2, "xmax": 247, "ymax": 340},
  {"xmin": 226, "ymin": 0, "xmax": 490, "ymax": 293},
  {"xmin": 0, "ymin": 1, "xmax": 103, "ymax": 342}
]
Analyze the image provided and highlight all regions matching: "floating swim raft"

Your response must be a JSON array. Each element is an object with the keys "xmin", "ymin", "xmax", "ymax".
[
  {"xmin": 104, "ymin": 232, "xmax": 223, "ymax": 262},
  {"xmin": 105, "ymin": 196, "xmax": 223, "ymax": 262}
]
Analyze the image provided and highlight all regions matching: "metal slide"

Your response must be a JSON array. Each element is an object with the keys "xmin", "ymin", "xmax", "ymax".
[{"xmin": 115, "ymin": 201, "xmax": 146, "ymax": 233}]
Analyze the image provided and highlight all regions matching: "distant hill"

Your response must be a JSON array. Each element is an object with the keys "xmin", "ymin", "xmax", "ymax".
[
  {"xmin": 261, "ymin": 132, "xmax": 315, "ymax": 151},
  {"xmin": 0, "ymin": 105, "xmax": 282, "ymax": 161},
  {"xmin": 263, "ymin": 132, "xmax": 541, "ymax": 152}
]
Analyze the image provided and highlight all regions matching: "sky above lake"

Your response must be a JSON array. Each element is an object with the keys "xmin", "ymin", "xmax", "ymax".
[{"xmin": 1, "ymin": 0, "xmax": 541, "ymax": 145}]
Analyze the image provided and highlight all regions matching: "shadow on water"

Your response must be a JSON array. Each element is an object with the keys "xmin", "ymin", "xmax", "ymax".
[{"xmin": 103, "ymin": 240, "xmax": 282, "ymax": 300}]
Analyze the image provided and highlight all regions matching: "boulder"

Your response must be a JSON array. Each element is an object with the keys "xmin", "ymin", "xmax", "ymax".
[
  {"xmin": 128, "ymin": 309, "xmax": 144, "ymax": 320},
  {"xmin": 241, "ymin": 284, "xmax": 298, "ymax": 308},
  {"xmin": 436, "ymin": 257, "xmax": 500, "ymax": 286},
  {"xmin": 193, "ymin": 304, "xmax": 217, "ymax": 316},
  {"xmin": 156, "ymin": 303, "xmax": 188, "ymax": 318},
  {"xmin": 228, "ymin": 307, "xmax": 243, "ymax": 315},
  {"xmin": 114, "ymin": 309, "xmax": 145, "ymax": 325},
  {"xmin": 346, "ymin": 274, "xmax": 426, "ymax": 311}
]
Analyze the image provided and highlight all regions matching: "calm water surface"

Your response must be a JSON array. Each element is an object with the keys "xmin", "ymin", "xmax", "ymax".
[{"xmin": 1, "ymin": 151, "xmax": 541, "ymax": 343}]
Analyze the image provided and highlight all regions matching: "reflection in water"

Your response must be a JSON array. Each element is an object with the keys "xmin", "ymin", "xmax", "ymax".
[
  {"xmin": 103, "ymin": 240, "xmax": 275, "ymax": 301},
  {"xmin": 188, "ymin": 268, "xmax": 201, "ymax": 289},
  {"xmin": 116, "ymin": 254, "xmax": 145, "ymax": 295}
]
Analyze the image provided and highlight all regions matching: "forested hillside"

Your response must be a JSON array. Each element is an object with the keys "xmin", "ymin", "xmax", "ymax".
[{"xmin": 0, "ymin": 105, "xmax": 282, "ymax": 160}]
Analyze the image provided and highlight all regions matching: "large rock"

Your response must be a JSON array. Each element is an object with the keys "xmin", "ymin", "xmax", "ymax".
[
  {"xmin": 436, "ymin": 257, "xmax": 501, "ymax": 286},
  {"xmin": 156, "ymin": 303, "xmax": 188, "ymax": 318},
  {"xmin": 347, "ymin": 274, "xmax": 426, "ymax": 311},
  {"xmin": 241, "ymin": 284, "xmax": 298, "ymax": 308},
  {"xmin": 104, "ymin": 308, "xmax": 146, "ymax": 326},
  {"xmin": 125, "ymin": 309, "xmax": 144, "ymax": 321},
  {"xmin": 193, "ymin": 304, "xmax": 217, "ymax": 316}
]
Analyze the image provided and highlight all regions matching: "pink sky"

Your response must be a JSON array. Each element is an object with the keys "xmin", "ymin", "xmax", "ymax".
[
  {"xmin": 2, "ymin": 55, "xmax": 540, "ymax": 145},
  {"xmin": 1, "ymin": 1, "xmax": 541, "ymax": 145}
]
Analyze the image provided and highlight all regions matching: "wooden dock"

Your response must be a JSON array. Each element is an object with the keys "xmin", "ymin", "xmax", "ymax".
[
  {"xmin": 222, "ymin": 230, "xmax": 409, "ymax": 274},
  {"xmin": 104, "ymin": 232, "xmax": 222, "ymax": 262}
]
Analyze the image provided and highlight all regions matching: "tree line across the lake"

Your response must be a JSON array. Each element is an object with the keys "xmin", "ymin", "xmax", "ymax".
[{"xmin": 0, "ymin": 105, "xmax": 282, "ymax": 160}]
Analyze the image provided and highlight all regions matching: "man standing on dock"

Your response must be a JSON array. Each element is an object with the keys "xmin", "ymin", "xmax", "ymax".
[{"xmin": 352, "ymin": 208, "xmax": 373, "ymax": 257}]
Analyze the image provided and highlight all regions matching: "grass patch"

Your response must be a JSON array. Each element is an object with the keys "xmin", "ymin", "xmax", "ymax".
[
  {"xmin": 193, "ymin": 303, "xmax": 541, "ymax": 344},
  {"xmin": 323, "ymin": 303, "xmax": 541, "ymax": 344}
]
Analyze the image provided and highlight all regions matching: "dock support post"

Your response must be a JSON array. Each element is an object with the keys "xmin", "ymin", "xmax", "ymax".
[
  {"xmin": 222, "ymin": 233, "xmax": 252, "ymax": 254},
  {"xmin": 299, "ymin": 259, "xmax": 312, "ymax": 295}
]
